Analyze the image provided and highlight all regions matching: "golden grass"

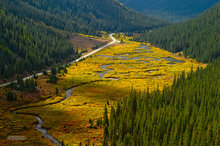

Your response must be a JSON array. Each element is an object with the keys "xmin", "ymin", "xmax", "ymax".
[
  {"xmin": 59, "ymin": 37, "xmax": 205, "ymax": 91},
  {"xmin": 0, "ymin": 108, "xmax": 51, "ymax": 146},
  {"xmin": 0, "ymin": 75, "xmax": 64, "ymax": 146},
  {"xmin": 1, "ymin": 35, "xmax": 206, "ymax": 145},
  {"xmin": 78, "ymin": 32, "xmax": 109, "ymax": 40}
]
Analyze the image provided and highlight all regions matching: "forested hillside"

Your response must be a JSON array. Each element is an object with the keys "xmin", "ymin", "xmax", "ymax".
[
  {"xmin": 134, "ymin": 3, "xmax": 220, "ymax": 63},
  {"xmin": 104, "ymin": 60, "xmax": 220, "ymax": 145},
  {"xmin": 0, "ymin": 0, "xmax": 168, "ymax": 80},
  {"xmin": 120, "ymin": 0, "xmax": 219, "ymax": 22},
  {"xmin": 0, "ymin": 10, "xmax": 79, "ymax": 79},
  {"xmin": 1, "ymin": 0, "xmax": 166, "ymax": 34}
]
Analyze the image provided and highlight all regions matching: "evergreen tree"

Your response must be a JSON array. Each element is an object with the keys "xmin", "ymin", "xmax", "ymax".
[
  {"xmin": 6, "ymin": 90, "xmax": 17, "ymax": 101},
  {"xmin": 103, "ymin": 104, "xmax": 109, "ymax": 127},
  {"xmin": 105, "ymin": 60, "xmax": 220, "ymax": 145},
  {"xmin": 51, "ymin": 66, "xmax": 57, "ymax": 76},
  {"xmin": 55, "ymin": 87, "xmax": 59, "ymax": 95},
  {"xmin": 134, "ymin": 3, "xmax": 220, "ymax": 63}
]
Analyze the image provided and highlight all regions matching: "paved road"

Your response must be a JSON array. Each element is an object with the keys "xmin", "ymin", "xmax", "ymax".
[{"xmin": 0, "ymin": 33, "xmax": 119, "ymax": 88}]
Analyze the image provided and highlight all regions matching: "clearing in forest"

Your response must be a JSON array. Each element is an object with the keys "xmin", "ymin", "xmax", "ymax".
[{"xmin": 4, "ymin": 34, "xmax": 206, "ymax": 145}]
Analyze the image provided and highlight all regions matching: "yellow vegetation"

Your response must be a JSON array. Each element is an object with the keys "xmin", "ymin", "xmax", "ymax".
[
  {"xmin": 1, "ymin": 35, "xmax": 206, "ymax": 145},
  {"xmin": 78, "ymin": 32, "xmax": 109, "ymax": 40}
]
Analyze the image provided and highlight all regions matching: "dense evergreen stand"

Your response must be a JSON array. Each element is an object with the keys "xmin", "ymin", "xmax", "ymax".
[
  {"xmin": 104, "ymin": 60, "xmax": 220, "ymax": 145},
  {"xmin": 134, "ymin": 3, "xmax": 220, "ymax": 63}
]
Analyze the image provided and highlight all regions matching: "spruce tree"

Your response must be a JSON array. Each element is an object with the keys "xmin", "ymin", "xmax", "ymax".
[{"xmin": 103, "ymin": 104, "xmax": 109, "ymax": 127}]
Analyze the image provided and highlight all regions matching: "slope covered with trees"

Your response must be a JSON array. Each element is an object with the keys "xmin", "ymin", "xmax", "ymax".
[
  {"xmin": 120, "ymin": 0, "xmax": 219, "ymax": 22},
  {"xmin": 0, "ymin": 10, "xmax": 79, "ymax": 79},
  {"xmin": 104, "ymin": 60, "xmax": 220, "ymax": 145},
  {"xmin": 1, "ymin": 0, "xmax": 166, "ymax": 35},
  {"xmin": 134, "ymin": 3, "xmax": 220, "ymax": 63},
  {"xmin": 0, "ymin": 0, "xmax": 167, "ymax": 80}
]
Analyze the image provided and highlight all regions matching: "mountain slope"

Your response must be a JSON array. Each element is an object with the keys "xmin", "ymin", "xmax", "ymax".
[
  {"xmin": 134, "ymin": 3, "xmax": 220, "ymax": 63},
  {"xmin": 120, "ymin": 0, "xmax": 220, "ymax": 22},
  {"xmin": 0, "ymin": 0, "xmax": 168, "ymax": 80},
  {"xmin": 1, "ymin": 0, "xmax": 167, "ymax": 34},
  {"xmin": 105, "ymin": 59, "xmax": 220, "ymax": 146},
  {"xmin": 0, "ymin": 10, "xmax": 79, "ymax": 79}
]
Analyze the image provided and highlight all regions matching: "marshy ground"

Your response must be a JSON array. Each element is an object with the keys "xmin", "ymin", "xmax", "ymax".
[{"xmin": 0, "ymin": 34, "xmax": 206, "ymax": 145}]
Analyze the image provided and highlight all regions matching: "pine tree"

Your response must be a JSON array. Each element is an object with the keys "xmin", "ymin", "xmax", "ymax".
[
  {"xmin": 79, "ymin": 142, "xmax": 82, "ymax": 146},
  {"xmin": 110, "ymin": 135, "xmax": 117, "ymax": 146},
  {"xmin": 103, "ymin": 104, "xmax": 109, "ymax": 127},
  {"xmin": 105, "ymin": 60, "xmax": 220, "ymax": 145},
  {"xmin": 51, "ymin": 66, "xmax": 57, "ymax": 76},
  {"xmin": 55, "ymin": 87, "xmax": 59, "ymax": 95}
]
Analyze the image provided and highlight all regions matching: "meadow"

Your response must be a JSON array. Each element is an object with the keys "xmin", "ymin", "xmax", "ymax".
[{"xmin": 1, "ymin": 34, "xmax": 206, "ymax": 145}]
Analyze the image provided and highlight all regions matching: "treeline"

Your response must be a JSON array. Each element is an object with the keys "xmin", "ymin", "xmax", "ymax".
[
  {"xmin": 0, "ymin": 0, "xmax": 167, "ymax": 80},
  {"xmin": 134, "ymin": 2, "xmax": 220, "ymax": 63},
  {"xmin": 0, "ymin": 10, "xmax": 79, "ymax": 79},
  {"xmin": 6, "ymin": 90, "xmax": 17, "ymax": 101},
  {"xmin": 8, "ymin": 76, "xmax": 37, "ymax": 92},
  {"xmin": 104, "ymin": 60, "xmax": 220, "ymax": 145},
  {"xmin": 5, "ymin": 77, "xmax": 37, "ymax": 101},
  {"xmin": 0, "ymin": 0, "xmax": 167, "ymax": 35}
]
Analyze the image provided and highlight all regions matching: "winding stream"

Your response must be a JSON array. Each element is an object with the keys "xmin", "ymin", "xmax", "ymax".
[
  {"xmin": 99, "ymin": 64, "xmax": 113, "ymax": 78},
  {"xmin": 35, "ymin": 116, "xmax": 61, "ymax": 146},
  {"xmin": 0, "ymin": 34, "xmax": 119, "ymax": 88},
  {"xmin": 14, "ymin": 87, "xmax": 75, "ymax": 146},
  {"xmin": 5, "ymin": 34, "xmax": 120, "ymax": 145}
]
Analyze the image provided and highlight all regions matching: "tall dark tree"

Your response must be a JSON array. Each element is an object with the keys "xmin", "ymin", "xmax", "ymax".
[
  {"xmin": 106, "ymin": 60, "xmax": 220, "ymax": 145},
  {"xmin": 103, "ymin": 104, "xmax": 109, "ymax": 127},
  {"xmin": 51, "ymin": 66, "xmax": 57, "ymax": 76}
]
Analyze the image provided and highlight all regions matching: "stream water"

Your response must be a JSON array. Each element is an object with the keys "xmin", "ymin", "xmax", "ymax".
[
  {"xmin": 35, "ymin": 116, "xmax": 61, "ymax": 146},
  {"xmin": 99, "ymin": 64, "xmax": 113, "ymax": 78},
  {"xmin": 14, "ymin": 87, "xmax": 75, "ymax": 146},
  {"xmin": 35, "ymin": 87, "xmax": 74, "ymax": 145},
  {"xmin": 5, "ymin": 34, "xmax": 120, "ymax": 145}
]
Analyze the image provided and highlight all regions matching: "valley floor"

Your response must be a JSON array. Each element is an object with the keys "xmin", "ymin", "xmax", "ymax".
[{"xmin": 0, "ymin": 34, "xmax": 205, "ymax": 145}]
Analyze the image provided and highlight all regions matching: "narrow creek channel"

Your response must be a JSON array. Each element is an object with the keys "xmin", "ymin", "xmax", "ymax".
[
  {"xmin": 14, "ymin": 87, "xmax": 75, "ymax": 146},
  {"xmin": 6, "ymin": 34, "xmax": 119, "ymax": 145}
]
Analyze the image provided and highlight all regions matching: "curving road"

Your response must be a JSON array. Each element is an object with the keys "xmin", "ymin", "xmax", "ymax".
[
  {"xmin": 10, "ymin": 34, "xmax": 119, "ymax": 146},
  {"xmin": 0, "ymin": 33, "xmax": 119, "ymax": 88}
]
